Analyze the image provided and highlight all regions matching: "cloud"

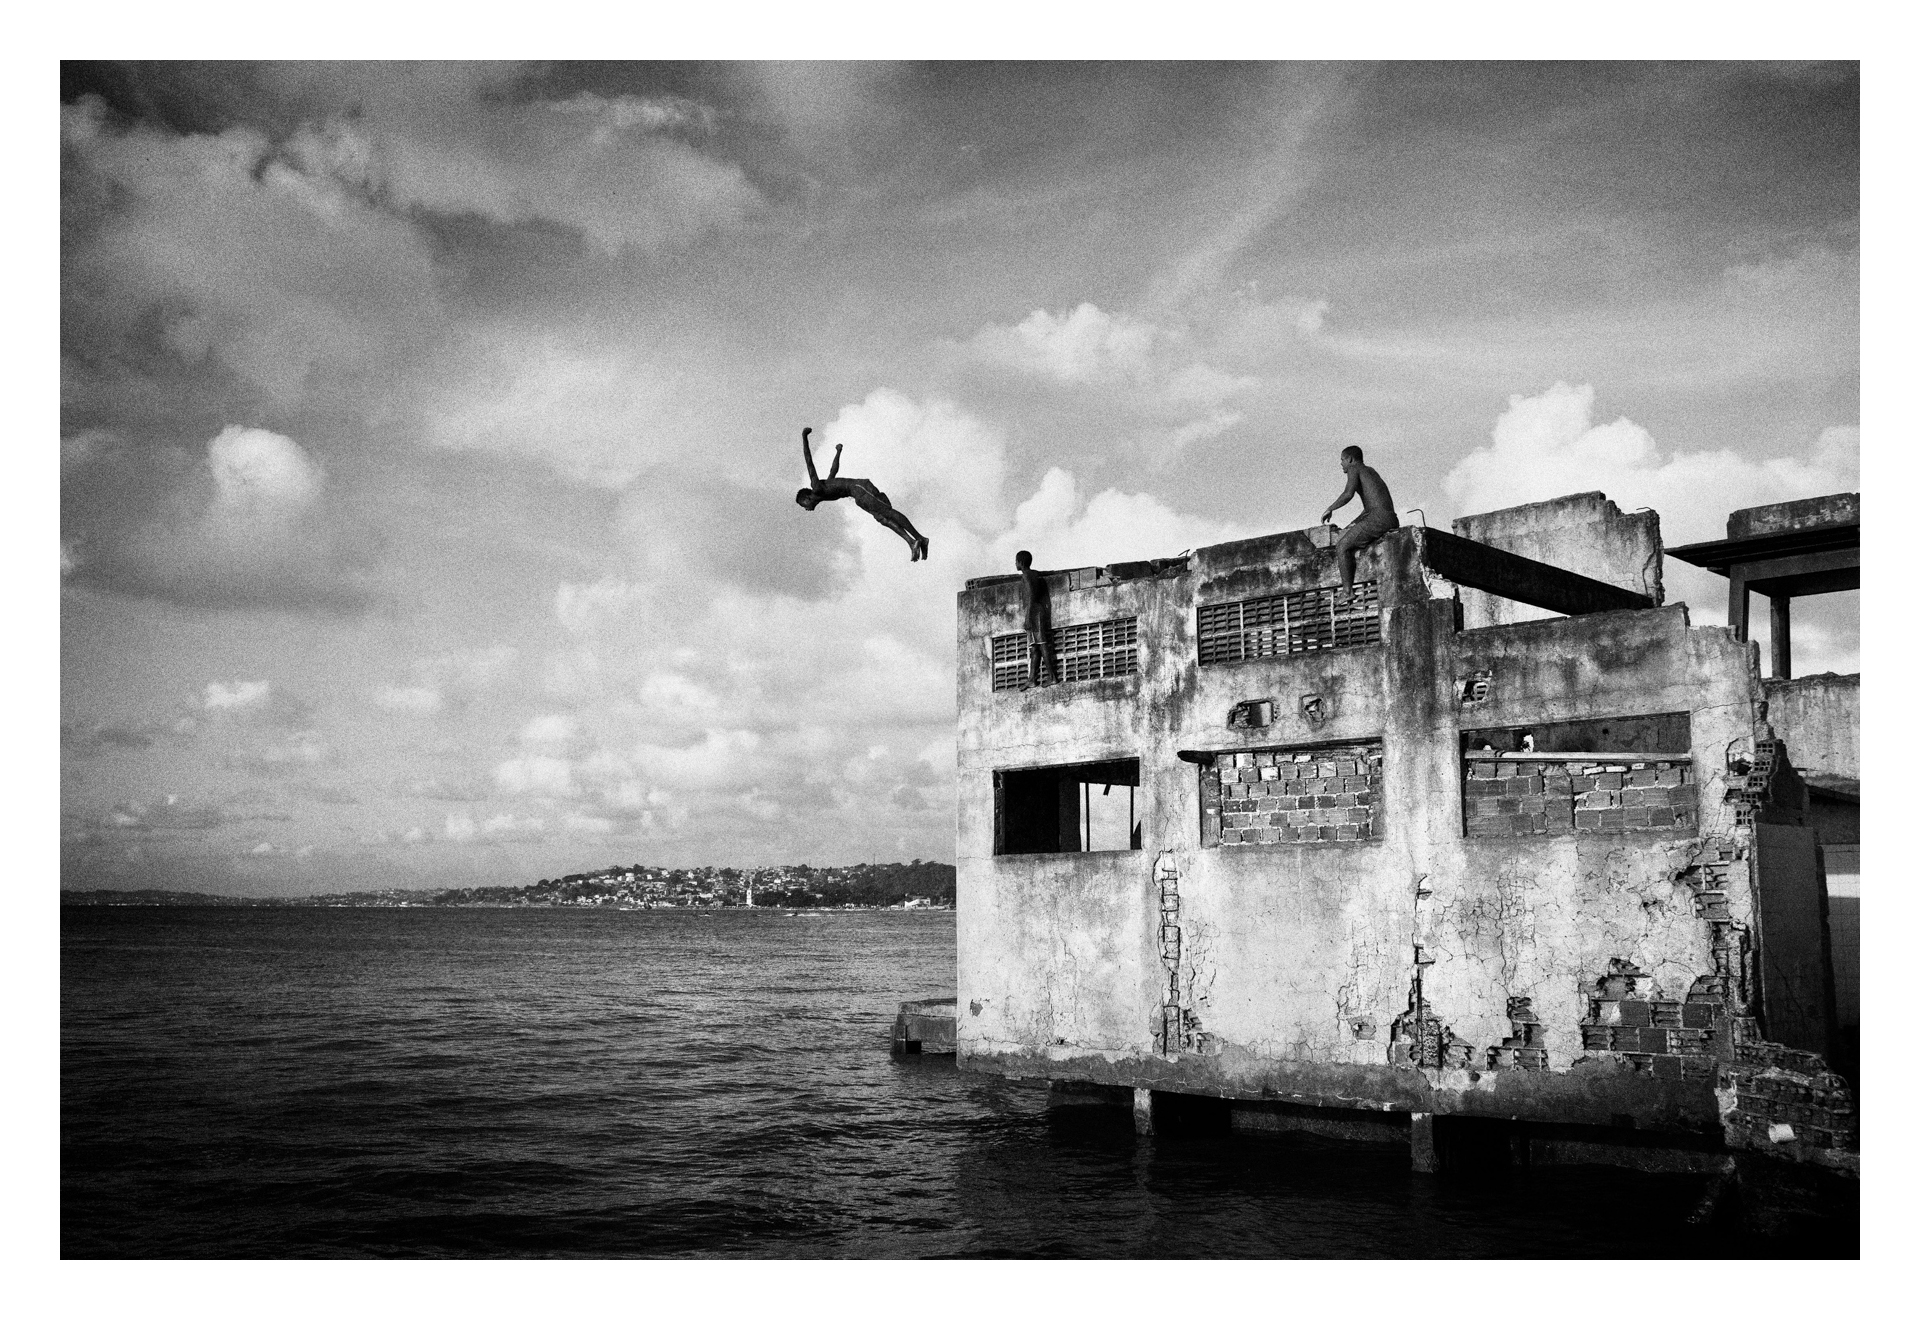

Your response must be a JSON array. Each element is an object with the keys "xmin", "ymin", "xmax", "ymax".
[
  {"xmin": 965, "ymin": 304, "xmax": 1259, "ymax": 403},
  {"xmin": 518, "ymin": 714, "xmax": 578, "ymax": 745},
  {"xmin": 817, "ymin": 389, "xmax": 1009, "ymax": 535},
  {"xmin": 1443, "ymin": 383, "xmax": 1859, "ymax": 546},
  {"xmin": 996, "ymin": 468, "xmax": 1249, "ymax": 567},
  {"xmin": 444, "ymin": 813, "xmax": 478, "ymax": 843},
  {"xmin": 207, "ymin": 426, "xmax": 323, "ymax": 515},
  {"xmin": 201, "ymin": 678, "xmax": 313, "ymax": 730},
  {"xmin": 374, "ymin": 685, "xmax": 444, "ymax": 715},
  {"xmin": 356, "ymin": 83, "xmax": 761, "ymax": 253},
  {"xmin": 494, "ymin": 756, "xmax": 577, "ymax": 797},
  {"xmin": 969, "ymin": 303, "xmax": 1160, "ymax": 385},
  {"xmin": 64, "ymin": 425, "xmax": 376, "ymax": 614},
  {"xmin": 480, "ymin": 813, "xmax": 547, "ymax": 839},
  {"xmin": 204, "ymin": 680, "xmax": 272, "ymax": 711}
]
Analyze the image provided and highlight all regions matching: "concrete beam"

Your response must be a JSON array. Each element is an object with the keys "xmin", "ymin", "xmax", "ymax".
[
  {"xmin": 1420, "ymin": 528, "xmax": 1654, "ymax": 618},
  {"xmin": 1738, "ymin": 548, "xmax": 1860, "ymax": 599}
]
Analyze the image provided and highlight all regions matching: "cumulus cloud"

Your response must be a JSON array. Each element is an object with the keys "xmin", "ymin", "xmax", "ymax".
[
  {"xmin": 996, "ymin": 467, "xmax": 1248, "ymax": 568},
  {"xmin": 1443, "ymin": 383, "xmax": 1858, "ymax": 546},
  {"xmin": 818, "ymin": 389, "xmax": 1009, "ymax": 535},
  {"xmin": 969, "ymin": 303, "xmax": 1160, "ymax": 385},
  {"xmin": 64, "ymin": 424, "xmax": 376, "ymax": 613},
  {"xmin": 966, "ymin": 303, "xmax": 1258, "ymax": 404},
  {"xmin": 207, "ymin": 426, "xmax": 323, "ymax": 516}
]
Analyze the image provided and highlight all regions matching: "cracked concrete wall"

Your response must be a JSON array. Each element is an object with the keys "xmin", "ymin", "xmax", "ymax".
[
  {"xmin": 1453, "ymin": 492, "xmax": 1664, "ymax": 630},
  {"xmin": 956, "ymin": 513, "xmax": 1781, "ymax": 1134}
]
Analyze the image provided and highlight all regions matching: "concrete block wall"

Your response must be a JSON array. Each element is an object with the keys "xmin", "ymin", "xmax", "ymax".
[
  {"xmin": 1212, "ymin": 742, "xmax": 1383, "ymax": 844},
  {"xmin": 1462, "ymin": 757, "xmax": 1696, "ymax": 836}
]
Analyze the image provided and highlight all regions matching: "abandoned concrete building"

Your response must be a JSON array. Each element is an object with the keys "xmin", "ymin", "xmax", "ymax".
[{"xmin": 954, "ymin": 490, "xmax": 1859, "ymax": 1192}]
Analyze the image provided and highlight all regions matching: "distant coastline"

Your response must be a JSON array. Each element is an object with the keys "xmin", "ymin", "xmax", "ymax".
[{"xmin": 62, "ymin": 860, "xmax": 957, "ymax": 911}]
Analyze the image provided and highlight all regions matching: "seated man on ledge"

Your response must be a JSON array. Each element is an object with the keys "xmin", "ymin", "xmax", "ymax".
[
  {"xmin": 794, "ymin": 427, "xmax": 930, "ymax": 562},
  {"xmin": 1320, "ymin": 444, "xmax": 1399, "ymax": 600}
]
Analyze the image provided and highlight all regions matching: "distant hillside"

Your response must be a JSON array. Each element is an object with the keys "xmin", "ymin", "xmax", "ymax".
[{"xmin": 62, "ymin": 859, "xmax": 957, "ymax": 909}]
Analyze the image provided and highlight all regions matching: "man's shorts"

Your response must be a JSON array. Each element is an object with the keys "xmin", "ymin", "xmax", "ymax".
[{"xmin": 1336, "ymin": 508, "xmax": 1400, "ymax": 554}]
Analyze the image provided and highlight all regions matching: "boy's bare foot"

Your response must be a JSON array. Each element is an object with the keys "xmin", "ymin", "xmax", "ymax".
[{"xmin": 915, "ymin": 535, "xmax": 930, "ymax": 561}]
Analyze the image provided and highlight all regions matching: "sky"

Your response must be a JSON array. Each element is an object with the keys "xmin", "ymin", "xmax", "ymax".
[{"xmin": 58, "ymin": 60, "xmax": 1860, "ymax": 895}]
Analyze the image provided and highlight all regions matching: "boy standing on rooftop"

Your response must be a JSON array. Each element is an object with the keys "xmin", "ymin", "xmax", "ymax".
[
  {"xmin": 1015, "ymin": 550, "xmax": 1054, "ymax": 687},
  {"xmin": 1320, "ymin": 445, "xmax": 1399, "ymax": 598}
]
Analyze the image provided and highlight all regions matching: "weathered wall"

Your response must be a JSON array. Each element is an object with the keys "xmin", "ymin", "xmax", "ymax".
[
  {"xmin": 1728, "ymin": 492, "xmax": 1858, "ymax": 539},
  {"xmin": 1763, "ymin": 673, "xmax": 1859, "ymax": 784},
  {"xmin": 1452, "ymin": 492, "xmax": 1663, "ymax": 629},
  {"xmin": 956, "ymin": 521, "xmax": 1789, "ymax": 1137}
]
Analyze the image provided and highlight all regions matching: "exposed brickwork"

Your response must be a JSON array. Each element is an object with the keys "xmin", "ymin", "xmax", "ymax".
[
  {"xmin": 1463, "ymin": 755, "xmax": 1696, "ymax": 837},
  {"xmin": 1577, "ymin": 959, "xmax": 1723, "ymax": 1081},
  {"xmin": 1154, "ymin": 851, "xmax": 1189, "ymax": 1054},
  {"xmin": 1485, "ymin": 996, "xmax": 1548, "ymax": 1070},
  {"xmin": 1390, "ymin": 948, "xmax": 1475, "ymax": 1069},
  {"xmin": 1211, "ymin": 741, "xmax": 1383, "ymax": 845},
  {"xmin": 1718, "ymin": 1041, "xmax": 1859, "ymax": 1172},
  {"xmin": 1724, "ymin": 737, "xmax": 1783, "ymax": 828}
]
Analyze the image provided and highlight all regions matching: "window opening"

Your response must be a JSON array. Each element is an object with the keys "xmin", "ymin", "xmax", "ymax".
[
  {"xmin": 994, "ymin": 758, "xmax": 1142, "ymax": 854},
  {"xmin": 1461, "ymin": 713, "xmax": 1694, "ymax": 837},
  {"xmin": 1195, "ymin": 741, "xmax": 1383, "ymax": 846},
  {"xmin": 992, "ymin": 617, "xmax": 1139, "ymax": 692},
  {"xmin": 1197, "ymin": 581, "xmax": 1381, "ymax": 665}
]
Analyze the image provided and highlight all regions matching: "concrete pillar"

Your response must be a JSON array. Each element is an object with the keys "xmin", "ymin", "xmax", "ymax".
[
  {"xmin": 1771, "ymin": 594, "xmax": 1792, "ymax": 680},
  {"xmin": 1410, "ymin": 1112, "xmax": 1437, "ymax": 1173},
  {"xmin": 1133, "ymin": 1087, "xmax": 1155, "ymax": 1136},
  {"xmin": 1729, "ymin": 568, "xmax": 1750, "ymax": 643}
]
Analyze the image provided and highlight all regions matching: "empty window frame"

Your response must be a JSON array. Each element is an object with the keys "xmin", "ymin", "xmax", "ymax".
[
  {"xmin": 994, "ymin": 758, "xmax": 1142, "ymax": 855},
  {"xmin": 1460, "ymin": 713, "xmax": 1695, "ymax": 837},
  {"xmin": 1197, "ymin": 741, "xmax": 1384, "ymax": 845},
  {"xmin": 990, "ymin": 617, "xmax": 1140, "ymax": 692},
  {"xmin": 1197, "ymin": 581, "xmax": 1381, "ymax": 666}
]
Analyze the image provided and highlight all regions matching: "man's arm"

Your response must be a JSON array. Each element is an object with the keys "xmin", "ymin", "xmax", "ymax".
[
  {"xmin": 802, "ymin": 427, "xmax": 821, "ymax": 488},
  {"xmin": 828, "ymin": 444, "xmax": 842, "ymax": 479},
  {"xmin": 1322, "ymin": 470, "xmax": 1359, "ymax": 522}
]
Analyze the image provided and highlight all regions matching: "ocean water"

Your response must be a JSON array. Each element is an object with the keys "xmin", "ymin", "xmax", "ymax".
[{"xmin": 62, "ymin": 906, "xmax": 1836, "ymax": 1258}]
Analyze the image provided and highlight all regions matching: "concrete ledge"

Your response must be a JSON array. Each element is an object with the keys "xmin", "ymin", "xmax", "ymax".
[{"xmin": 959, "ymin": 1046, "xmax": 1723, "ymax": 1136}]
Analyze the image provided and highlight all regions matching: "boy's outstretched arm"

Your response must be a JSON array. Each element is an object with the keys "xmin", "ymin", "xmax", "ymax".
[
  {"xmin": 802, "ymin": 427, "xmax": 821, "ymax": 488},
  {"xmin": 828, "ymin": 444, "xmax": 842, "ymax": 479}
]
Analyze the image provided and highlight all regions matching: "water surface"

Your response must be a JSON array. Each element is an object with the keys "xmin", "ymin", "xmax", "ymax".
[{"xmin": 62, "ymin": 906, "xmax": 1840, "ymax": 1257}]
